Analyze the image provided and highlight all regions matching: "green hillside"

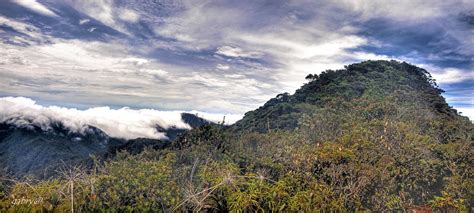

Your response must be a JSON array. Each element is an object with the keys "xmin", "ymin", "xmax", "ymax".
[
  {"xmin": 233, "ymin": 60, "xmax": 458, "ymax": 133},
  {"xmin": 1, "ymin": 60, "xmax": 472, "ymax": 212}
]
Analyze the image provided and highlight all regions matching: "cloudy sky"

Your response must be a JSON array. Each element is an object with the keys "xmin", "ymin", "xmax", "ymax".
[{"xmin": 0, "ymin": 0, "xmax": 473, "ymax": 120}]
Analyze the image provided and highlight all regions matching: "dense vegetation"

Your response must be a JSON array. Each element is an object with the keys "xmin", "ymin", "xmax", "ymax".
[{"xmin": 1, "ymin": 60, "xmax": 472, "ymax": 212}]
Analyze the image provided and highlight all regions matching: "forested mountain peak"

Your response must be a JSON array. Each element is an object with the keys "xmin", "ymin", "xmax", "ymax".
[{"xmin": 233, "ymin": 60, "xmax": 462, "ymax": 133}]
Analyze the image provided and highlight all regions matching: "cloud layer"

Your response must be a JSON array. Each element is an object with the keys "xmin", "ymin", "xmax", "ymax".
[
  {"xmin": 0, "ymin": 0, "xmax": 472, "ymax": 120},
  {"xmin": 0, "ymin": 97, "xmax": 241, "ymax": 140}
]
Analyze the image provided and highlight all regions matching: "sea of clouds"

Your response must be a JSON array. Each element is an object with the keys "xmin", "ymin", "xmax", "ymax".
[{"xmin": 0, "ymin": 97, "xmax": 242, "ymax": 140}]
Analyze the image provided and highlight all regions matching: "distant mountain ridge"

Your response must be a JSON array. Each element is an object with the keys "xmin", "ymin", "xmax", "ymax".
[
  {"xmin": 0, "ymin": 122, "xmax": 120, "ymax": 177},
  {"xmin": 0, "ymin": 113, "xmax": 213, "ymax": 177}
]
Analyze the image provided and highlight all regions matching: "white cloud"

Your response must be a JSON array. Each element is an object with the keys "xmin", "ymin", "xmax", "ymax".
[
  {"xmin": 418, "ymin": 64, "xmax": 474, "ymax": 84},
  {"xmin": 68, "ymin": 0, "xmax": 120, "ymax": 33},
  {"xmin": 224, "ymin": 74, "xmax": 244, "ymax": 79},
  {"xmin": 148, "ymin": 1, "xmax": 374, "ymax": 96},
  {"xmin": 118, "ymin": 8, "xmax": 140, "ymax": 22},
  {"xmin": 216, "ymin": 46, "xmax": 263, "ymax": 59},
  {"xmin": 454, "ymin": 107, "xmax": 474, "ymax": 121},
  {"xmin": 79, "ymin": 19, "xmax": 90, "ymax": 25},
  {"xmin": 120, "ymin": 57, "xmax": 149, "ymax": 66},
  {"xmin": 0, "ymin": 97, "xmax": 241, "ymax": 140},
  {"xmin": 216, "ymin": 64, "xmax": 230, "ymax": 70},
  {"xmin": 237, "ymin": 34, "xmax": 367, "ymax": 60},
  {"xmin": 13, "ymin": 0, "xmax": 58, "ymax": 17},
  {"xmin": 351, "ymin": 52, "xmax": 394, "ymax": 61},
  {"xmin": 430, "ymin": 68, "xmax": 474, "ymax": 84},
  {"xmin": 0, "ymin": 37, "xmax": 274, "ymax": 114},
  {"xmin": 139, "ymin": 68, "xmax": 168, "ymax": 77},
  {"xmin": 67, "ymin": 0, "xmax": 142, "ymax": 35}
]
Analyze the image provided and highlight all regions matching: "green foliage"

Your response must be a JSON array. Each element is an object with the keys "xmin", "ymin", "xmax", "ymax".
[
  {"xmin": 2, "ymin": 179, "xmax": 70, "ymax": 212},
  {"xmin": 89, "ymin": 150, "xmax": 179, "ymax": 211},
  {"xmin": 430, "ymin": 191, "xmax": 468, "ymax": 212}
]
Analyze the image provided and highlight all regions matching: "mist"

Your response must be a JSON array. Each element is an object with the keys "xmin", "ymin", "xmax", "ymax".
[{"xmin": 0, "ymin": 97, "xmax": 242, "ymax": 139}]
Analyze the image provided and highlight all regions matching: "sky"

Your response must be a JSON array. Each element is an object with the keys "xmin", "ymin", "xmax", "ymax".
[{"xmin": 0, "ymin": 0, "xmax": 473, "ymax": 121}]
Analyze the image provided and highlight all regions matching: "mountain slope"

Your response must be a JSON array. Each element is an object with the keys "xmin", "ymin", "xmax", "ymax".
[{"xmin": 232, "ymin": 60, "xmax": 460, "ymax": 133}]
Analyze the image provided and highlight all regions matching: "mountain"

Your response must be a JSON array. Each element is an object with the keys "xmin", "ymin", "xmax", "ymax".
[
  {"xmin": 232, "ymin": 60, "xmax": 460, "ymax": 133},
  {"xmin": 0, "ymin": 122, "xmax": 123, "ymax": 177},
  {"xmin": 0, "ymin": 113, "xmax": 213, "ymax": 177},
  {"xmin": 181, "ymin": 112, "xmax": 213, "ymax": 128},
  {"xmin": 155, "ymin": 112, "xmax": 213, "ymax": 141},
  {"xmin": 112, "ymin": 112, "xmax": 216, "ymax": 155}
]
